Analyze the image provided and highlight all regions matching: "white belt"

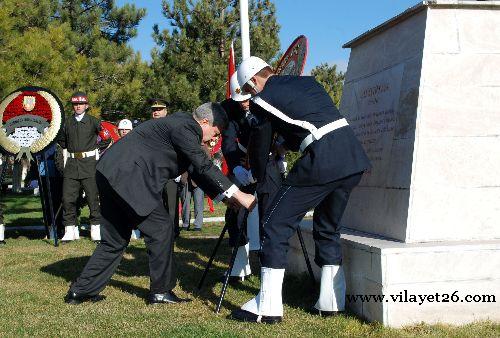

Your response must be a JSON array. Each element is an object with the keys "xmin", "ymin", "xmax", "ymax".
[
  {"xmin": 252, "ymin": 96, "xmax": 349, "ymax": 153},
  {"xmin": 68, "ymin": 149, "xmax": 98, "ymax": 159},
  {"xmin": 299, "ymin": 118, "xmax": 348, "ymax": 152},
  {"xmin": 237, "ymin": 142, "xmax": 248, "ymax": 154}
]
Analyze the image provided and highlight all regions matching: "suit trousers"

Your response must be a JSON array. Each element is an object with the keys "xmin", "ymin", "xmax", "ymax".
[
  {"xmin": 260, "ymin": 172, "xmax": 363, "ymax": 269},
  {"xmin": 69, "ymin": 172, "xmax": 176, "ymax": 296},
  {"xmin": 62, "ymin": 176, "xmax": 101, "ymax": 226},
  {"xmin": 163, "ymin": 179, "xmax": 180, "ymax": 231}
]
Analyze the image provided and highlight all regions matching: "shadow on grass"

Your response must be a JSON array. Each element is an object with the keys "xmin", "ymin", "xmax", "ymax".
[
  {"xmin": 4, "ymin": 227, "xmax": 48, "ymax": 241},
  {"xmin": 175, "ymin": 236, "xmax": 261, "ymax": 312},
  {"xmin": 38, "ymin": 235, "xmax": 330, "ymax": 314},
  {"xmin": 39, "ymin": 236, "xmax": 258, "ymax": 309}
]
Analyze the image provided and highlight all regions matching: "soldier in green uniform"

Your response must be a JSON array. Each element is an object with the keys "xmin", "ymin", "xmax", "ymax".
[{"xmin": 58, "ymin": 92, "xmax": 103, "ymax": 243}]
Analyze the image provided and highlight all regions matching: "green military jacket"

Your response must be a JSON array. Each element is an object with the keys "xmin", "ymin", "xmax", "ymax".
[{"xmin": 58, "ymin": 113, "xmax": 101, "ymax": 179}]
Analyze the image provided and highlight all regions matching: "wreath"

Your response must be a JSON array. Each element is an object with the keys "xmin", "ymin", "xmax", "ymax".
[{"xmin": 0, "ymin": 87, "xmax": 63, "ymax": 161}]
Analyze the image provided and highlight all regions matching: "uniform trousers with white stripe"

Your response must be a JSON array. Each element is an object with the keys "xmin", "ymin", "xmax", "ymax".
[{"xmin": 260, "ymin": 172, "xmax": 363, "ymax": 268}]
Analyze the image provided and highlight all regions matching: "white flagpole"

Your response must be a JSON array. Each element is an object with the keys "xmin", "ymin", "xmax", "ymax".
[{"xmin": 240, "ymin": 0, "xmax": 251, "ymax": 59}]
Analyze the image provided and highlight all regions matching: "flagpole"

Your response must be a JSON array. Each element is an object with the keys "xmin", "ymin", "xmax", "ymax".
[{"xmin": 240, "ymin": 0, "xmax": 251, "ymax": 59}]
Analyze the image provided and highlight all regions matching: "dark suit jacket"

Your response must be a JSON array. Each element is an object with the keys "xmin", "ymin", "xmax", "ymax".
[
  {"xmin": 97, "ymin": 112, "xmax": 233, "ymax": 216},
  {"xmin": 249, "ymin": 75, "xmax": 371, "ymax": 186}
]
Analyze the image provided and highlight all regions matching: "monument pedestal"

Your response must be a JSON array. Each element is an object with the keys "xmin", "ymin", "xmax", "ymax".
[
  {"xmin": 283, "ymin": 1, "xmax": 500, "ymax": 327},
  {"xmin": 288, "ymin": 221, "xmax": 500, "ymax": 327}
]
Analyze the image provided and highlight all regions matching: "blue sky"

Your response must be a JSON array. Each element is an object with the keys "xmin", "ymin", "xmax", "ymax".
[{"xmin": 116, "ymin": 0, "xmax": 419, "ymax": 73}]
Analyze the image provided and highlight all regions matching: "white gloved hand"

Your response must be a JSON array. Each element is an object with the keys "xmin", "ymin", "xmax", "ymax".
[
  {"xmin": 233, "ymin": 166, "xmax": 251, "ymax": 186},
  {"xmin": 277, "ymin": 158, "xmax": 287, "ymax": 174},
  {"xmin": 174, "ymin": 175, "xmax": 181, "ymax": 183}
]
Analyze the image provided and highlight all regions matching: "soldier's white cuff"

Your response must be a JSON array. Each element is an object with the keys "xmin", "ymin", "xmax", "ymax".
[{"xmin": 214, "ymin": 184, "xmax": 239, "ymax": 202}]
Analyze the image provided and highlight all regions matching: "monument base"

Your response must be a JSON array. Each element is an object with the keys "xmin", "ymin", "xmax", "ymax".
[{"xmin": 287, "ymin": 221, "xmax": 500, "ymax": 327}]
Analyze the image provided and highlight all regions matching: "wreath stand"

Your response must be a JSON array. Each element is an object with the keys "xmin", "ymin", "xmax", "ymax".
[{"xmin": 35, "ymin": 151, "xmax": 59, "ymax": 247}]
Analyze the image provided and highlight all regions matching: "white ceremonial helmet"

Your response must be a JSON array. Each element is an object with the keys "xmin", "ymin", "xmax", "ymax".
[
  {"xmin": 118, "ymin": 119, "xmax": 133, "ymax": 130},
  {"xmin": 237, "ymin": 56, "xmax": 270, "ymax": 94},
  {"xmin": 230, "ymin": 72, "xmax": 251, "ymax": 102}
]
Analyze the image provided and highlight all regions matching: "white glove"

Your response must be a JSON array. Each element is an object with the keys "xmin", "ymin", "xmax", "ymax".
[
  {"xmin": 233, "ymin": 166, "xmax": 252, "ymax": 186},
  {"xmin": 277, "ymin": 159, "xmax": 287, "ymax": 174},
  {"xmin": 174, "ymin": 175, "xmax": 181, "ymax": 183}
]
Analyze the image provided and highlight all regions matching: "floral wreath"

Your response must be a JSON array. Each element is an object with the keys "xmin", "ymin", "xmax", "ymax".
[{"xmin": 0, "ymin": 87, "xmax": 63, "ymax": 161}]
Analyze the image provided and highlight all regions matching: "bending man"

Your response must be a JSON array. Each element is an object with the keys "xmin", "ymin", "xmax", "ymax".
[{"xmin": 65, "ymin": 102, "xmax": 255, "ymax": 305}]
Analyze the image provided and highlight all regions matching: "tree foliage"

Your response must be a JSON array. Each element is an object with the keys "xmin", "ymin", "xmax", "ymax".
[
  {"xmin": 148, "ymin": 0, "xmax": 281, "ymax": 113},
  {"xmin": 311, "ymin": 63, "xmax": 345, "ymax": 108},
  {"xmin": 0, "ymin": 0, "xmax": 149, "ymax": 121}
]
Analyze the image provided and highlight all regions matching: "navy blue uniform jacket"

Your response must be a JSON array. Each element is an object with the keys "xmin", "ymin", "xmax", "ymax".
[
  {"xmin": 250, "ymin": 75, "xmax": 370, "ymax": 186},
  {"xmin": 97, "ymin": 112, "xmax": 233, "ymax": 216},
  {"xmin": 220, "ymin": 99, "xmax": 250, "ymax": 172}
]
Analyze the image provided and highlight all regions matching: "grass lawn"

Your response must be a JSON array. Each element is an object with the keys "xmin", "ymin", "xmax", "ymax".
[{"xmin": 1, "ymin": 193, "xmax": 499, "ymax": 337}]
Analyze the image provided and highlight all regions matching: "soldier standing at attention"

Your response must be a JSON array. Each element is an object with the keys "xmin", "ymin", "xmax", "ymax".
[{"xmin": 58, "ymin": 92, "xmax": 104, "ymax": 243}]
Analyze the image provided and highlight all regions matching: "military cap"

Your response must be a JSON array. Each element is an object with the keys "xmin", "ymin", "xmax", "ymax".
[
  {"xmin": 70, "ymin": 91, "xmax": 88, "ymax": 104},
  {"xmin": 150, "ymin": 98, "xmax": 167, "ymax": 109}
]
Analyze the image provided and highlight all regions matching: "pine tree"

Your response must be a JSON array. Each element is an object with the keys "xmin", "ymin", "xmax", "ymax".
[
  {"xmin": 0, "ymin": 0, "xmax": 149, "ymax": 121},
  {"xmin": 147, "ymin": 0, "xmax": 281, "ymax": 114},
  {"xmin": 311, "ymin": 63, "xmax": 345, "ymax": 108}
]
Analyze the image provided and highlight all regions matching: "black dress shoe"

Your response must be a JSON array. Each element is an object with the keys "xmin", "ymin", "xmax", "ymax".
[
  {"xmin": 308, "ymin": 307, "xmax": 344, "ymax": 317},
  {"xmin": 147, "ymin": 290, "xmax": 192, "ymax": 305},
  {"xmin": 0, "ymin": 240, "xmax": 6, "ymax": 245},
  {"xmin": 230, "ymin": 309, "xmax": 282, "ymax": 324},
  {"xmin": 64, "ymin": 291, "xmax": 105, "ymax": 305}
]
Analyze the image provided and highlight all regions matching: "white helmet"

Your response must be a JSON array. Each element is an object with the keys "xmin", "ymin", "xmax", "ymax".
[
  {"xmin": 118, "ymin": 119, "xmax": 133, "ymax": 130},
  {"xmin": 230, "ymin": 72, "xmax": 251, "ymax": 102},
  {"xmin": 237, "ymin": 56, "xmax": 270, "ymax": 94}
]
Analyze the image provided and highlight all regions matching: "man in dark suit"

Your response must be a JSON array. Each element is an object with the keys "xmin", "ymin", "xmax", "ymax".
[
  {"xmin": 64, "ymin": 102, "xmax": 256, "ymax": 305},
  {"xmin": 230, "ymin": 57, "xmax": 371, "ymax": 323}
]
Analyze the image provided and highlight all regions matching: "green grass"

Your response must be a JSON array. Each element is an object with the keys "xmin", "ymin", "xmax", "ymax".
[{"xmin": 1, "ymin": 194, "xmax": 499, "ymax": 337}]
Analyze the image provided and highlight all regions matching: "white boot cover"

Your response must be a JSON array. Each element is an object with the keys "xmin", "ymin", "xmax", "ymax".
[
  {"xmin": 230, "ymin": 243, "xmax": 252, "ymax": 277},
  {"xmin": 246, "ymin": 202, "xmax": 261, "ymax": 251},
  {"xmin": 91, "ymin": 224, "xmax": 101, "ymax": 241},
  {"xmin": 314, "ymin": 265, "xmax": 346, "ymax": 312},
  {"xmin": 241, "ymin": 267, "xmax": 284, "ymax": 317},
  {"xmin": 61, "ymin": 225, "xmax": 75, "ymax": 241},
  {"xmin": 131, "ymin": 229, "xmax": 141, "ymax": 240},
  {"xmin": 74, "ymin": 225, "xmax": 80, "ymax": 240},
  {"xmin": 0, "ymin": 224, "xmax": 5, "ymax": 241}
]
